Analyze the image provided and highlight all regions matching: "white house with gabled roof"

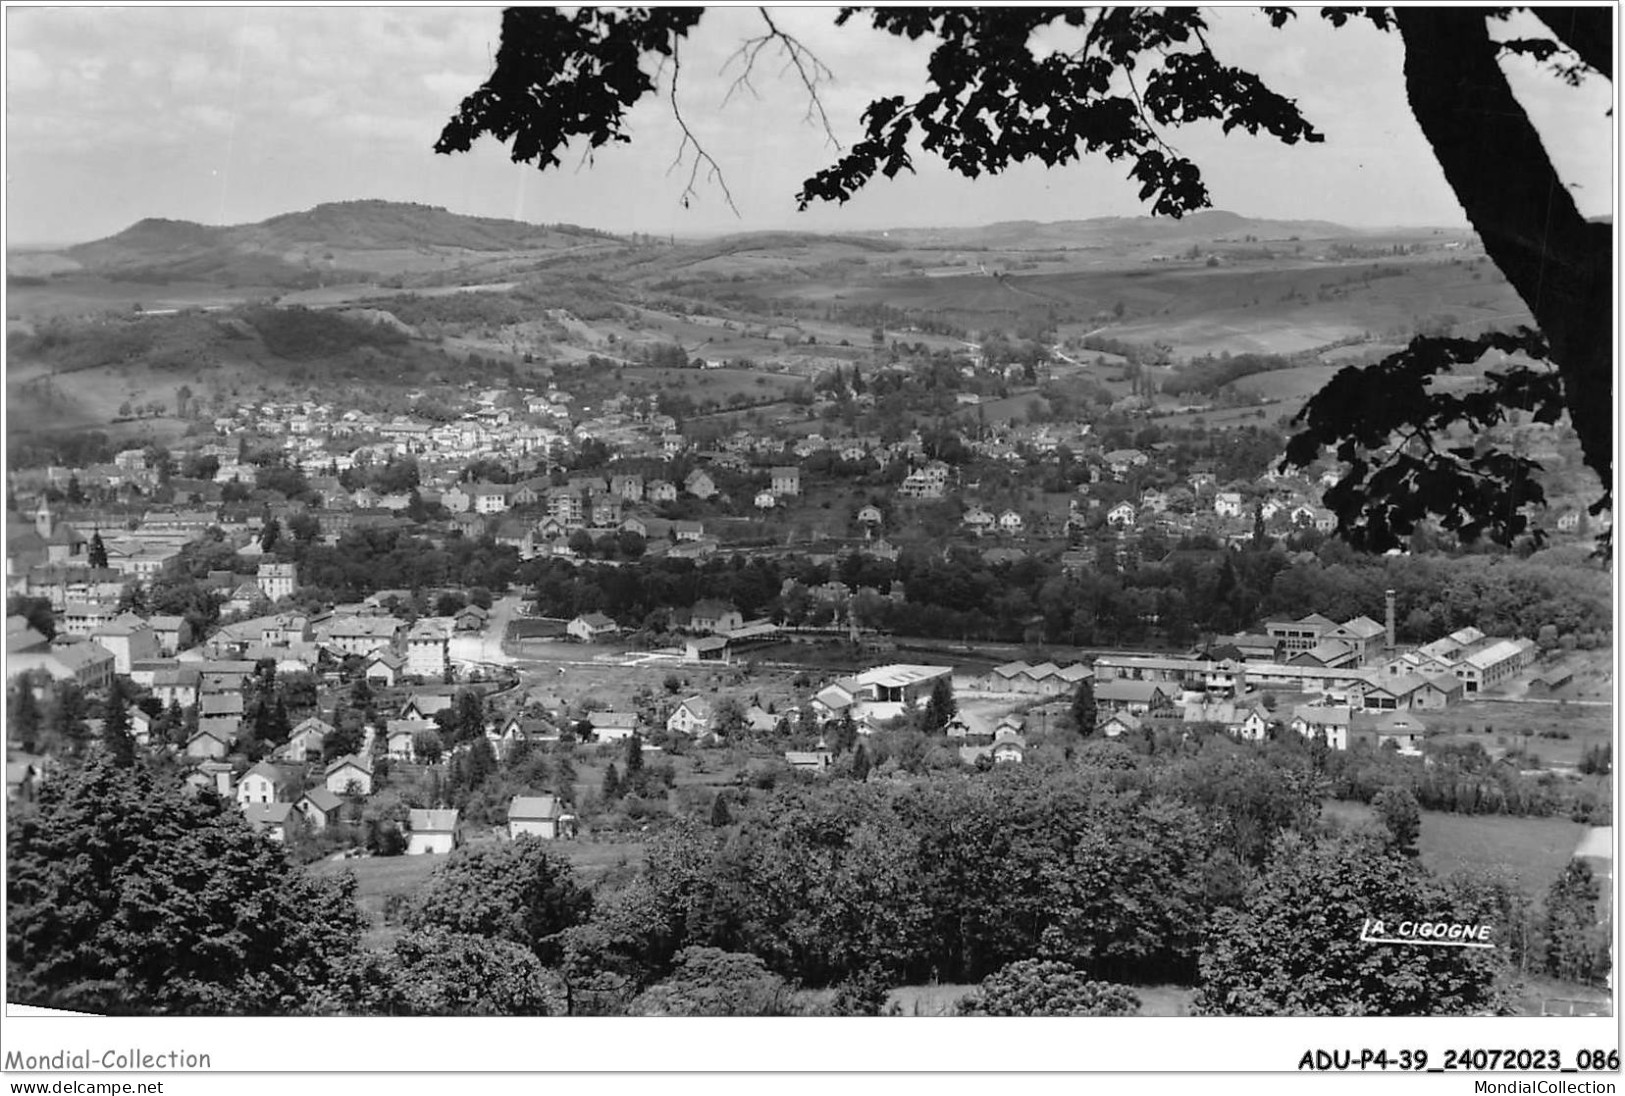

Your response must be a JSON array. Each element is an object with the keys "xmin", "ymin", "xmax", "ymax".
[{"xmin": 667, "ymin": 695, "xmax": 713, "ymax": 737}]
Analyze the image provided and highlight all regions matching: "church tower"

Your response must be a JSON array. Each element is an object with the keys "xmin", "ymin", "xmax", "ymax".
[{"xmin": 34, "ymin": 497, "xmax": 53, "ymax": 539}]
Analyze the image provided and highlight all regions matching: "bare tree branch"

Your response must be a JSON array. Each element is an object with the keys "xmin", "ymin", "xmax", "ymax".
[
  {"xmin": 722, "ymin": 8, "xmax": 843, "ymax": 150},
  {"xmin": 1121, "ymin": 61, "xmax": 1182, "ymax": 163},
  {"xmin": 666, "ymin": 39, "xmax": 739, "ymax": 215}
]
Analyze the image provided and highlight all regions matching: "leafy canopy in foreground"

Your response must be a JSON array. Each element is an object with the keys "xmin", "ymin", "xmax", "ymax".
[
  {"xmin": 404, "ymin": 834, "xmax": 594, "ymax": 964},
  {"xmin": 7, "ymin": 752, "xmax": 365, "ymax": 1014},
  {"xmin": 326, "ymin": 929, "xmax": 565, "ymax": 1016},
  {"xmin": 1196, "ymin": 831, "xmax": 1511, "ymax": 1016},
  {"xmin": 438, "ymin": 6, "xmax": 1612, "ymax": 549}
]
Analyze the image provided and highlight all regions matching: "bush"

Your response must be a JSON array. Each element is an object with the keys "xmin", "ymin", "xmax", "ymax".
[
  {"xmin": 956, "ymin": 959, "xmax": 1140, "ymax": 1017},
  {"xmin": 1579, "ymin": 743, "xmax": 1612, "ymax": 776},
  {"xmin": 830, "ymin": 967, "xmax": 893, "ymax": 1016},
  {"xmin": 404, "ymin": 836, "xmax": 593, "ymax": 963},
  {"xmin": 335, "ymin": 929, "xmax": 564, "ymax": 1015},
  {"xmin": 630, "ymin": 947, "xmax": 797, "ymax": 1016}
]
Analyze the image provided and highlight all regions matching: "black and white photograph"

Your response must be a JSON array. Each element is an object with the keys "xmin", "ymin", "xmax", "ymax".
[{"xmin": 2, "ymin": 2, "xmax": 1618, "ymax": 1079}]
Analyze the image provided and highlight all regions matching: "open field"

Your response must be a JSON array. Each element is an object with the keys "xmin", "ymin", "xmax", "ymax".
[
  {"xmin": 501, "ymin": 642, "xmax": 811, "ymax": 705},
  {"xmin": 1418, "ymin": 698, "xmax": 1613, "ymax": 769},
  {"xmin": 308, "ymin": 836, "xmax": 648, "ymax": 921},
  {"xmin": 276, "ymin": 279, "xmax": 533, "ymax": 308},
  {"xmin": 887, "ymin": 974, "xmax": 1600, "ymax": 1017},
  {"xmin": 1150, "ymin": 402, "xmax": 1289, "ymax": 432},
  {"xmin": 886, "ymin": 982, "xmax": 973, "ymax": 1016},
  {"xmin": 1321, "ymin": 800, "xmax": 1589, "ymax": 896},
  {"xmin": 730, "ymin": 249, "xmax": 1532, "ymax": 357},
  {"xmin": 11, "ymin": 353, "xmax": 255, "ymax": 417},
  {"xmin": 1322, "ymin": 340, "xmax": 1406, "ymax": 363},
  {"xmin": 1517, "ymin": 648, "xmax": 1614, "ymax": 702},
  {"xmin": 1509, "ymin": 973, "xmax": 1612, "ymax": 1016},
  {"xmin": 310, "ymin": 846, "xmax": 440, "ymax": 900},
  {"xmin": 618, "ymin": 365, "xmax": 804, "ymax": 404},
  {"xmin": 5, "ymin": 276, "xmax": 261, "ymax": 319},
  {"xmin": 1225, "ymin": 352, "xmax": 1497, "ymax": 407},
  {"xmin": 1415, "ymin": 811, "xmax": 1590, "ymax": 892},
  {"xmin": 949, "ymin": 390, "xmax": 1049, "ymax": 425},
  {"xmin": 1231, "ymin": 364, "xmax": 1340, "ymax": 403}
]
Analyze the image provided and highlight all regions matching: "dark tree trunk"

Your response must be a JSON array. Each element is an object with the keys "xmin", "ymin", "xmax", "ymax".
[
  {"xmin": 1531, "ymin": 8, "xmax": 1613, "ymax": 80},
  {"xmin": 1395, "ymin": 8, "xmax": 1614, "ymax": 502}
]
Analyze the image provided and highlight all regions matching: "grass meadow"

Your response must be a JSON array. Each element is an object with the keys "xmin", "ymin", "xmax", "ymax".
[{"xmin": 1320, "ymin": 799, "xmax": 1589, "ymax": 897}]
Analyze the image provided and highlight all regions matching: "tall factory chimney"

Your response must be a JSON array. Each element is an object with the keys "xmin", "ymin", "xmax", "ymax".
[{"xmin": 1385, "ymin": 589, "xmax": 1397, "ymax": 650}]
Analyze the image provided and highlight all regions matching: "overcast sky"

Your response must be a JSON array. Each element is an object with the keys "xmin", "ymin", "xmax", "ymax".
[{"xmin": 3, "ymin": 6, "xmax": 1614, "ymax": 247}]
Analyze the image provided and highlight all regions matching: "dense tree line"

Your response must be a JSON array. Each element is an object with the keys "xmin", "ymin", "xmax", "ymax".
[
  {"xmin": 546, "ymin": 748, "xmax": 1515, "ymax": 1014},
  {"xmin": 7, "ymin": 428, "xmax": 121, "ymax": 473},
  {"xmin": 526, "ymin": 539, "xmax": 1609, "ymax": 647},
  {"xmin": 288, "ymin": 527, "xmax": 522, "ymax": 603},
  {"xmin": 242, "ymin": 306, "xmax": 409, "ymax": 361},
  {"xmin": 1162, "ymin": 351, "xmax": 1302, "ymax": 397},
  {"xmin": 9, "ymin": 314, "xmax": 163, "ymax": 372},
  {"xmin": 11, "ymin": 732, "xmax": 1570, "ymax": 1016},
  {"xmin": 375, "ymin": 291, "xmax": 532, "ymax": 330},
  {"xmin": 1323, "ymin": 738, "xmax": 1607, "ymax": 823}
]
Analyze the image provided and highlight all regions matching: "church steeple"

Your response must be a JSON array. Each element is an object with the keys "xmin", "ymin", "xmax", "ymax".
[{"xmin": 34, "ymin": 497, "xmax": 53, "ymax": 539}]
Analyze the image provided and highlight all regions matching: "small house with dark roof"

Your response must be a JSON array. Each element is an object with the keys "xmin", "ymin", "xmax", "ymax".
[
  {"xmin": 236, "ymin": 761, "xmax": 301, "ymax": 807},
  {"xmin": 496, "ymin": 716, "xmax": 557, "ymax": 758},
  {"xmin": 198, "ymin": 690, "xmax": 245, "ymax": 740},
  {"xmin": 567, "ymin": 612, "xmax": 620, "ymax": 643},
  {"xmin": 1289, "ymin": 638, "xmax": 1360, "ymax": 670},
  {"xmin": 325, "ymin": 754, "xmax": 374, "ymax": 797},
  {"xmin": 508, "ymin": 795, "xmax": 573, "ymax": 840},
  {"xmin": 454, "ymin": 604, "xmax": 489, "ymax": 632},
  {"xmin": 386, "ymin": 719, "xmax": 436, "ymax": 760},
  {"xmin": 683, "ymin": 634, "xmax": 731, "ymax": 662},
  {"xmin": 684, "ymin": 469, "xmax": 717, "ymax": 499},
  {"xmin": 785, "ymin": 748, "xmax": 833, "ymax": 772},
  {"xmin": 769, "ymin": 466, "xmax": 801, "ymax": 497},
  {"xmin": 812, "ymin": 678, "xmax": 861, "ymax": 721},
  {"xmin": 400, "ymin": 693, "xmax": 455, "ymax": 721},
  {"xmin": 365, "ymin": 648, "xmax": 407, "ymax": 687},
  {"xmin": 990, "ymin": 727, "xmax": 1026, "ymax": 764},
  {"xmin": 184, "ymin": 726, "xmax": 233, "ymax": 760},
  {"xmin": 1094, "ymin": 679, "xmax": 1172, "ymax": 717},
  {"xmin": 588, "ymin": 710, "xmax": 641, "ymax": 742},
  {"xmin": 1351, "ymin": 710, "xmax": 1428, "ymax": 756},
  {"xmin": 667, "ymin": 695, "xmax": 714, "ymax": 737},
  {"xmin": 407, "ymin": 808, "xmax": 461, "ymax": 855},
  {"xmin": 1099, "ymin": 710, "xmax": 1143, "ymax": 739},
  {"xmin": 688, "ymin": 600, "xmax": 743, "ymax": 635},
  {"xmin": 1290, "ymin": 705, "xmax": 1352, "ymax": 751},
  {"xmin": 242, "ymin": 802, "xmax": 302, "ymax": 843},
  {"xmin": 296, "ymin": 786, "xmax": 345, "ymax": 830},
  {"xmin": 280, "ymin": 716, "xmax": 332, "ymax": 761}
]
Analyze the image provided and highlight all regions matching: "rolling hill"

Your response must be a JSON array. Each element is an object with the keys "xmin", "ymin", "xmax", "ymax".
[
  {"xmin": 7, "ymin": 200, "xmax": 1521, "ymax": 430},
  {"xmin": 28, "ymin": 201, "xmax": 624, "ymax": 287},
  {"xmin": 855, "ymin": 210, "xmax": 1395, "ymax": 251}
]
